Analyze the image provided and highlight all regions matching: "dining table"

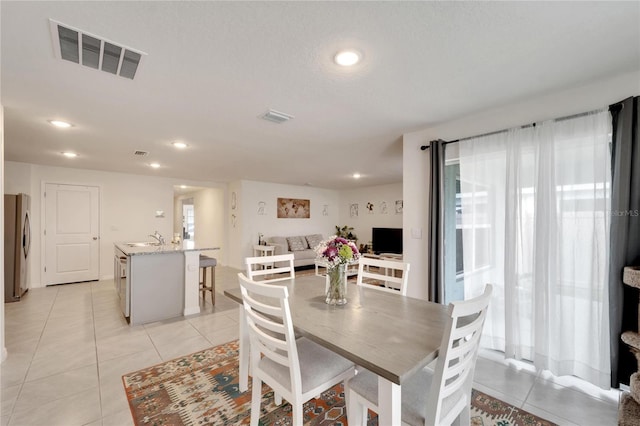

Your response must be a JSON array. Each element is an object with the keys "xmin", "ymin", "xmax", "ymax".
[{"xmin": 223, "ymin": 273, "xmax": 450, "ymax": 426}]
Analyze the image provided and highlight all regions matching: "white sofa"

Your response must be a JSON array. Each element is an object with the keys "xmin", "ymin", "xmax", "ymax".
[{"xmin": 267, "ymin": 234, "xmax": 324, "ymax": 268}]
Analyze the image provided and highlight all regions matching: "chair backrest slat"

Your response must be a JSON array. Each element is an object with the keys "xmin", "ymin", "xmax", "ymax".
[
  {"xmin": 245, "ymin": 254, "xmax": 295, "ymax": 283},
  {"xmin": 356, "ymin": 257, "xmax": 410, "ymax": 295},
  {"xmin": 450, "ymin": 313, "xmax": 485, "ymax": 341},
  {"xmin": 243, "ymin": 293, "xmax": 286, "ymax": 318},
  {"xmin": 238, "ymin": 272, "xmax": 302, "ymax": 394},
  {"xmin": 251, "ymin": 333, "xmax": 291, "ymax": 367},
  {"xmin": 425, "ymin": 285, "xmax": 493, "ymax": 426},
  {"xmin": 359, "ymin": 270, "xmax": 404, "ymax": 285},
  {"xmin": 439, "ymin": 367, "xmax": 472, "ymax": 400}
]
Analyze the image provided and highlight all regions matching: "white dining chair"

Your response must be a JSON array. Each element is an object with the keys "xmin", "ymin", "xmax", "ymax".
[
  {"xmin": 356, "ymin": 257, "xmax": 411, "ymax": 296},
  {"xmin": 346, "ymin": 285, "xmax": 493, "ymax": 426},
  {"xmin": 238, "ymin": 273, "xmax": 356, "ymax": 426},
  {"xmin": 245, "ymin": 253, "xmax": 295, "ymax": 283}
]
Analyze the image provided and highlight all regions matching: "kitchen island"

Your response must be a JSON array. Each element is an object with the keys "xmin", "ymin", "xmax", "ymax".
[{"xmin": 114, "ymin": 241, "xmax": 219, "ymax": 325}]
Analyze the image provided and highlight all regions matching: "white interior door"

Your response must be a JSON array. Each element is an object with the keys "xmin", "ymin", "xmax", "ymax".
[{"xmin": 44, "ymin": 183, "xmax": 100, "ymax": 285}]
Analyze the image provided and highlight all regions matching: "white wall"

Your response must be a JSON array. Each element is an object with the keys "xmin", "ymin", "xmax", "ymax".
[
  {"xmin": 228, "ymin": 180, "xmax": 243, "ymax": 271},
  {"xmin": 227, "ymin": 181, "xmax": 403, "ymax": 269},
  {"xmin": 173, "ymin": 195, "xmax": 188, "ymax": 238},
  {"xmin": 4, "ymin": 161, "xmax": 225, "ymax": 288},
  {"xmin": 195, "ymin": 188, "xmax": 225, "ymax": 261},
  {"xmin": 338, "ymin": 183, "xmax": 403, "ymax": 247},
  {"xmin": 403, "ymin": 70, "xmax": 640, "ymax": 301},
  {"xmin": 227, "ymin": 180, "xmax": 340, "ymax": 269},
  {"xmin": 174, "ymin": 187, "xmax": 226, "ymax": 261}
]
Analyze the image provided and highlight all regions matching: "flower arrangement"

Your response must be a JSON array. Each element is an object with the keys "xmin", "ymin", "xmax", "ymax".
[{"xmin": 315, "ymin": 235, "xmax": 360, "ymax": 268}]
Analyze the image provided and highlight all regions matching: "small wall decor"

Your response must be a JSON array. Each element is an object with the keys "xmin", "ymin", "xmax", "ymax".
[
  {"xmin": 257, "ymin": 201, "xmax": 266, "ymax": 215},
  {"xmin": 155, "ymin": 210, "xmax": 165, "ymax": 218},
  {"xmin": 380, "ymin": 201, "xmax": 388, "ymax": 215},
  {"xmin": 366, "ymin": 202, "xmax": 374, "ymax": 214},
  {"xmin": 231, "ymin": 191, "xmax": 237, "ymax": 210},
  {"xmin": 231, "ymin": 214, "xmax": 237, "ymax": 228},
  {"xmin": 277, "ymin": 198, "xmax": 310, "ymax": 218},
  {"xmin": 350, "ymin": 203, "xmax": 359, "ymax": 218},
  {"xmin": 322, "ymin": 204, "xmax": 329, "ymax": 216},
  {"xmin": 395, "ymin": 200, "xmax": 403, "ymax": 214}
]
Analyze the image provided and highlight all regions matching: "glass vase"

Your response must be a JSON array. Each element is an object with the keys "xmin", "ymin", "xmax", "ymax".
[{"xmin": 325, "ymin": 264, "xmax": 347, "ymax": 305}]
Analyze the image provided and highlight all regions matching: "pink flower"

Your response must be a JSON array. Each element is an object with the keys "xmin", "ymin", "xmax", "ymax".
[{"xmin": 324, "ymin": 246, "xmax": 338, "ymax": 259}]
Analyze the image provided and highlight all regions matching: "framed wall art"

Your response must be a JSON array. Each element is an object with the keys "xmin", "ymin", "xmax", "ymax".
[
  {"xmin": 395, "ymin": 200, "xmax": 403, "ymax": 214},
  {"xmin": 366, "ymin": 202, "xmax": 374, "ymax": 214},
  {"xmin": 380, "ymin": 201, "xmax": 388, "ymax": 214},
  {"xmin": 277, "ymin": 198, "xmax": 310, "ymax": 218}
]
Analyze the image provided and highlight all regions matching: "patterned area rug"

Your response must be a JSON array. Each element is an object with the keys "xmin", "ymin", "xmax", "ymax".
[{"xmin": 123, "ymin": 340, "xmax": 556, "ymax": 426}]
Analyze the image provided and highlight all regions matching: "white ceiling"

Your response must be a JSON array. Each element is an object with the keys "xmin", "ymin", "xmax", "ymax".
[{"xmin": 2, "ymin": 1, "xmax": 639, "ymax": 189}]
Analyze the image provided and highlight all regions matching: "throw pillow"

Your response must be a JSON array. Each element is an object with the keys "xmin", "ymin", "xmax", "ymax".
[
  {"xmin": 287, "ymin": 236, "xmax": 307, "ymax": 251},
  {"xmin": 305, "ymin": 234, "xmax": 324, "ymax": 250}
]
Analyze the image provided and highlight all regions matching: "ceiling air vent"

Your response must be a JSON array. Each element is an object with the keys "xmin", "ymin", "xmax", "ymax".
[
  {"xmin": 133, "ymin": 150, "xmax": 149, "ymax": 156},
  {"xmin": 49, "ymin": 19, "xmax": 147, "ymax": 80},
  {"xmin": 260, "ymin": 109, "xmax": 294, "ymax": 124}
]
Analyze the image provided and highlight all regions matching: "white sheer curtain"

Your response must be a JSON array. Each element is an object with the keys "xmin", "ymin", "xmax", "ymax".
[{"xmin": 458, "ymin": 110, "xmax": 612, "ymax": 388}]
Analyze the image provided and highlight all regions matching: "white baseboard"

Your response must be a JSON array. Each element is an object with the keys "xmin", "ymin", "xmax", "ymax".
[{"xmin": 183, "ymin": 306, "xmax": 201, "ymax": 316}]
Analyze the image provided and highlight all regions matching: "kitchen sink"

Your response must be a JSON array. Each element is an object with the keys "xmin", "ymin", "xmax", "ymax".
[{"xmin": 124, "ymin": 242, "xmax": 161, "ymax": 247}]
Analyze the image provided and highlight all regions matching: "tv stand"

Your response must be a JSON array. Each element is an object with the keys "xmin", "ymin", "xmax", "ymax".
[{"xmin": 364, "ymin": 252, "xmax": 403, "ymax": 261}]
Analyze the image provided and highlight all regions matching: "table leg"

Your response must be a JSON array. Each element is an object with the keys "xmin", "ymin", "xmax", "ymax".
[
  {"xmin": 378, "ymin": 376, "xmax": 401, "ymax": 426},
  {"xmin": 239, "ymin": 308, "xmax": 250, "ymax": 392}
]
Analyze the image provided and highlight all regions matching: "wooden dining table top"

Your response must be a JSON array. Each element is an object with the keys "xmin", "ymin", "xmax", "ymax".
[{"xmin": 223, "ymin": 273, "xmax": 450, "ymax": 385}]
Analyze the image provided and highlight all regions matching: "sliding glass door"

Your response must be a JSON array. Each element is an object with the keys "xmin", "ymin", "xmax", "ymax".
[
  {"xmin": 441, "ymin": 111, "xmax": 613, "ymax": 388},
  {"xmin": 442, "ymin": 145, "xmax": 466, "ymax": 305}
]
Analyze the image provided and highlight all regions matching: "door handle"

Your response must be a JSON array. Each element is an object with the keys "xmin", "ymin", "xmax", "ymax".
[{"xmin": 93, "ymin": 237, "xmax": 98, "ymax": 240}]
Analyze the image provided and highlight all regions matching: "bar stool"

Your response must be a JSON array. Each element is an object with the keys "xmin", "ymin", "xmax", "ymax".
[{"xmin": 199, "ymin": 255, "xmax": 217, "ymax": 305}]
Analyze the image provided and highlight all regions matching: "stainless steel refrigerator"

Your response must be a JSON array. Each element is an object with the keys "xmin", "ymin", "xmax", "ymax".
[{"xmin": 4, "ymin": 193, "xmax": 31, "ymax": 302}]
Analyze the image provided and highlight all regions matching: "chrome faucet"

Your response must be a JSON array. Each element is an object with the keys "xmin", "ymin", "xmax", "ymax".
[{"xmin": 149, "ymin": 231, "xmax": 165, "ymax": 245}]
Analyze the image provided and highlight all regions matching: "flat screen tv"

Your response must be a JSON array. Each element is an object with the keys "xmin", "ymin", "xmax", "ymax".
[{"xmin": 372, "ymin": 227, "xmax": 402, "ymax": 255}]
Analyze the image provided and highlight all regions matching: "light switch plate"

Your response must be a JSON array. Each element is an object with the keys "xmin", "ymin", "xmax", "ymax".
[{"xmin": 411, "ymin": 227, "xmax": 422, "ymax": 239}]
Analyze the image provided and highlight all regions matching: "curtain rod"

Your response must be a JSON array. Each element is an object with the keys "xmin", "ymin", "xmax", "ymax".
[{"xmin": 419, "ymin": 107, "xmax": 605, "ymax": 150}]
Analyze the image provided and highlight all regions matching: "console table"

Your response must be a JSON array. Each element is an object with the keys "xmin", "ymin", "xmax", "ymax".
[{"xmin": 362, "ymin": 252, "xmax": 403, "ymax": 261}]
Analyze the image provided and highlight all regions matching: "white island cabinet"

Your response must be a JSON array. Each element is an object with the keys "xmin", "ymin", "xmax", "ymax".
[{"xmin": 114, "ymin": 242, "xmax": 219, "ymax": 325}]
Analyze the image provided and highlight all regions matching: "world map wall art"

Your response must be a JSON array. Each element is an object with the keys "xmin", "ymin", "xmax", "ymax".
[{"xmin": 277, "ymin": 198, "xmax": 310, "ymax": 218}]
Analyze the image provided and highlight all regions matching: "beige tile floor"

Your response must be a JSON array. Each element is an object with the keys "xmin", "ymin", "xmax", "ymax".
[{"xmin": 0, "ymin": 266, "xmax": 621, "ymax": 425}]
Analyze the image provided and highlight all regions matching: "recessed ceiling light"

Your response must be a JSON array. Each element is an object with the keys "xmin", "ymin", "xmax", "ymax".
[
  {"xmin": 49, "ymin": 120, "xmax": 73, "ymax": 128},
  {"xmin": 61, "ymin": 152, "xmax": 77, "ymax": 158},
  {"xmin": 149, "ymin": 162, "xmax": 161, "ymax": 169},
  {"xmin": 353, "ymin": 173, "xmax": 361, "ymax": 179},
  {"xmin": 334, "ymin": 50, "xmax": 361, "ymax": 67},
  {"xmin": 172, "ymin": 141, "xmax": 188, "ymax": 149}
]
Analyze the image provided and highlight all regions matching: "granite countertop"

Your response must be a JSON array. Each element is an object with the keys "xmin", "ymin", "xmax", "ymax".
[{"xmin": 115, "ymin": 241, "xmax": 220, "ymax": 256}]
